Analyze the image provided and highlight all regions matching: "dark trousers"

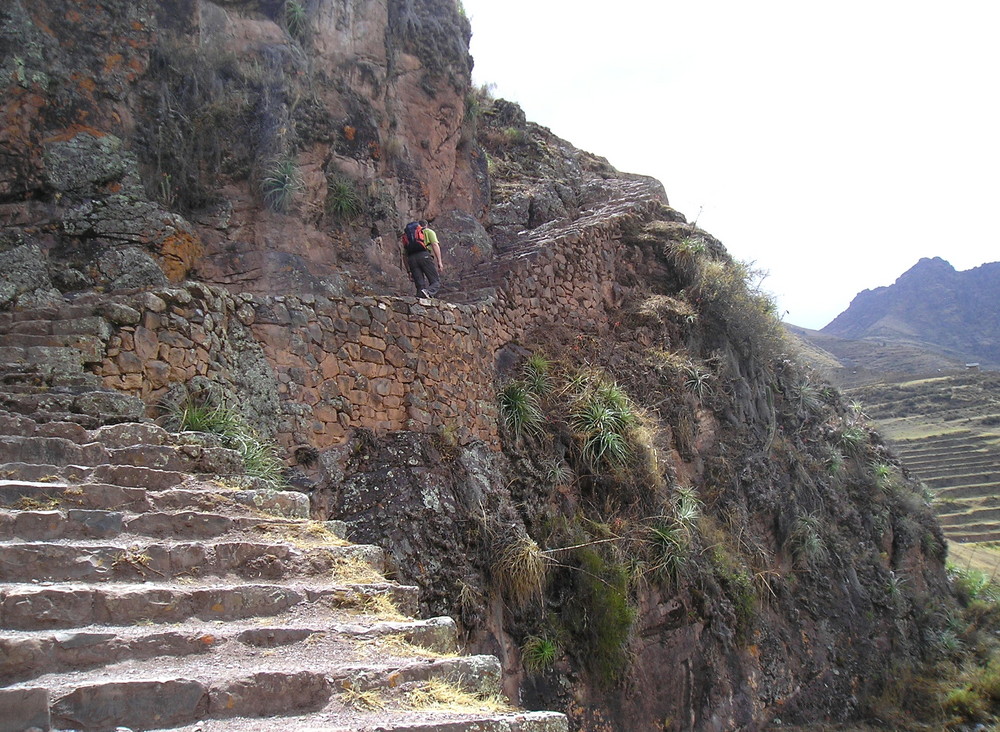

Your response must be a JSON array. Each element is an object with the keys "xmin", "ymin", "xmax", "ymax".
[{"xmin": 407, "ymin": 251, "xmax": 440, "ymax": 296}]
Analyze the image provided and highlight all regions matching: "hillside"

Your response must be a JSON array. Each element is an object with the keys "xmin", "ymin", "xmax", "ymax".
[{"xmin": 0, "ymin": 1, "xmax": 986, "ymax": 731}]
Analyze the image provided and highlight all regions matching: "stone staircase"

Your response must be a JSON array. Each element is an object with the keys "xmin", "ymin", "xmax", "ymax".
[{"xmin": 0, "ymin": 310, "xmax": 567, "ymax": 731}]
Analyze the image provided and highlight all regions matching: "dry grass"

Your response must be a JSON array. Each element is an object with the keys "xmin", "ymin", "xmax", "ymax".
[
  {"xmin": 492, "ymin": 533, "xmax": 549, "ymax": 608},
  {"xmin": 364, "ymin": 633, "xmax": 454, "ymax": 660},
  {"xmin": 340, "ymin": 682, "xmax": 386, "ymax": 711},
  {"xmin": 332, "ymin": 555, "xmax": 386, "ymax": 585},
  {"xmin": 360, "ymin": 592, "xmax": 409, "ymax": 622},
  {"xmin": 14, "ymin": 495, "xmax": 60, "ymax": 510},
  {"xmin": 254, "ymin": 521, "xmax": 350, "ymax": 548},
  {"xmin": 403, "ymin": 679, "xmax": 511, "ymax": 714}
]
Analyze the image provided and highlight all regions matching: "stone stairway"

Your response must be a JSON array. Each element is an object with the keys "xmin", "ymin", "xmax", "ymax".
[{"xmin": 0, "ymin": 312, "xmax": 567, "ymax": 731}]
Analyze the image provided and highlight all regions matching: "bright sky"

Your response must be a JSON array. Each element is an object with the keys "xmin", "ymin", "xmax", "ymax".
[{"xmin": 460, "ymin": 0, "xmax": 1000, "ymax": 329}]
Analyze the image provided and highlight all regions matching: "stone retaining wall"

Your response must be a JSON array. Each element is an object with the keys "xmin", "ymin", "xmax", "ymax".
[{"xmin": 96, "ymin": 189, "xmax": 662, "ymax": 450}]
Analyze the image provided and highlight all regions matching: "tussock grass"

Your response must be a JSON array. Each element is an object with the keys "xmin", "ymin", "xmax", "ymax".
[{"xmin": 492, "ymin": 532, "xmax": 549, "ymax": 608}]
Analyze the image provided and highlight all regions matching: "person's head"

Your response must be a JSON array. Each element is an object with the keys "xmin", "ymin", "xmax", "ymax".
[{"xmin": 418, "ymin": 220, "xmax": 428, "ymax": 227}]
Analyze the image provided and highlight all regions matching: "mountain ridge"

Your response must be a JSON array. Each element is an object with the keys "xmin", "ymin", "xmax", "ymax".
[{"xmin": 818, "ymin": 256, "xmax": 1000, "ymax": 369}]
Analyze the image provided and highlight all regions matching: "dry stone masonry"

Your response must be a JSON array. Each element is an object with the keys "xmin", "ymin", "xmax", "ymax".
[{"xmin": 88, "ymin": 178, "xmax": 666, "ymax": 451}]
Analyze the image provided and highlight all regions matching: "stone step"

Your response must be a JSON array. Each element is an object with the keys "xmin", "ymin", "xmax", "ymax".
[
  {"xmin": 0, "ymin": 369, "xmax": 104, "ymax": 390},
  {"xmin": 157, "ymin": 711, "xmax": 569, "ymax": 732},
  {"xmin": 1, "ymin": 315, "xmax": 111, "ymax": 339},
  {"xmin": 1, "ymin": 615, "xmax": 459, "ymax": 684},
  {"xmin": 0, "ymin": 435, "xmax": 243, "ymax": 475},
  {"xmin": 911, "ymin": 461, "xmax": 1000, "ymax": 480},
  {"xmin": 0, "ymin": 579, "xmax": 420, "ymax": 630},
  {"xmin": 0, "ymin": 538, "xmax": 384, "ymax": 584},
  {"xmin": 0, "ymin": 303, "xmax": 101, "ymax": 327},
  {"xmin": 0, "ymin": 479, "xmax": 151, "ymax": 512},
  {"xmin": 937, "ymin": 507, "xmax": 1000, "ymax": 525},
  {"xmin": 0, "ymin": 414, "xmax": 223, "ymax": 452},
  {"xmin": 904, "ymin": 455, "xmax": 998, "ymax": 473},
  {"xmin": 0, "ymin": 345, "xmax": 86, "ymax": 374},
  {"xmin": 149, "ymin": 486, "xmax": 311, "ymax": 518},
  {"xmin": 931, "ymin": 481, "xmax": 1000, "ymax": 500},
  {"xmin": 0, "ymin": 389, "xmax": 146, "ymax": 425},
  {"xmin": 34, "ymin": 655, "xmax": 501, "ymax": 732},
  {"xmin": 0, "ymin": 332, "xmax": 105, "ymax": 362},
  {"xmin": 0, "ymin": 508, "xmax": 327, "ymax": 542}
]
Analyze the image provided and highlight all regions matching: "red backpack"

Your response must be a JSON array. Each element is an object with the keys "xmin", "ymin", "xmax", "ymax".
[{"xmin": 402, "ymin": 221, "xmax": 426, "ymax": 254}]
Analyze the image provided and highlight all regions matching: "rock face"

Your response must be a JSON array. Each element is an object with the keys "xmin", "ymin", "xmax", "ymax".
[
  {"xmin": 1, "ymin": 0, "xmax": 483, "ymax": 302},
  {"xmin": 822, "ymin": 256, "xmax": 1000, "ymax": 367},
  {"xmin": 0, "ymin": 2, "xmax": 960, "ymax": 731}
]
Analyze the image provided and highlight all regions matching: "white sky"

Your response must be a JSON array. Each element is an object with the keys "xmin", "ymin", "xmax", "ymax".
[{"xmin": 460, "ymin": 0, "xmax": 1000, "ymax": 329}]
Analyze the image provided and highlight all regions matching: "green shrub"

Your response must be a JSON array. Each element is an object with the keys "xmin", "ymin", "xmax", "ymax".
[
  {"xmin": 944, "ymin": 685, "xmax": 986, "ymax": 720},
  {"xmin": 163, "ymin": 398, "xmax": 287, "ymax": 489},
  {"xmin": 522, "ymin": 353, "xmax": 554, "ymax": 396},
  {"xmin": 566, "ymin": 547, "xmax": 635, "ymax": 684},
  {"xmin": 787, "ymin": 513, "xmax": 828, "ymax": 569},
  {"xmin": 710, "ymin": 546, "xmax": 757, "ymax": 643},
  {"xmin": 666, "ymin": 236, "xmax": 707, "ymax": 281},
  {"xmin": 692, "ymin": 258, "xmax": 785, "ymax": 362},
  {"xmin": 569, "ymin": 379, "xmax": 637, "ymax": 472},
  {"xmin": 950, "ymin": 565, "xmax": 1000, "ymax": 605},
  {"xmin": 872, "ymin": 461, "xmax": 897, "ymax": 490},
  {"xmin": 325, "ymin": 176, "xmax": 363, "ymax": 220},
  {"xmin": 285, "ymin": 0, "xmax": 308, "ymax": 39},
  {"xmin": 837, "ymin": 425, "xmax": 868, "ymax": 456},
  {"xmin": 683, "ymin": 365, "xmax": 713, "ymax": 399},
  {"xmin": 261, "ymin": 159, "xmax": 302, "ymax": 213},
  {"xmin": 521, "ymin": 636, "xmax": 557, "ymax": 672},
  {"xmin": 498, "ymin": 380, "xmax": 543, "ymax": 441},
  {"xmin": 646, "ymin": 519, "xmax": 689, "ymax": 584}
]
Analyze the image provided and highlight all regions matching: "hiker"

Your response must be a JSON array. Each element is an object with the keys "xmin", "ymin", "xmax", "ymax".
[{"xmin": 400, "ymin": 219, "xmax": 444, "ymax": 298}]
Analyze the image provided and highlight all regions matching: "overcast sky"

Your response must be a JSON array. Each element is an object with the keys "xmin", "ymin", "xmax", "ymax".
[{"xmin": 459, "ymin": 0, "xmax": 1000, "ymax": 330}]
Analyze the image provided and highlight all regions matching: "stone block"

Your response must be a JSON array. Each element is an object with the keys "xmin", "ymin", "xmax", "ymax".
[
  {"xmin": 52, "ymin": 679, "xmax": 208, "ymax": 731},
  {"xmin": 0, "ymin": 687, "xmax": 49, "ymax": 732}
]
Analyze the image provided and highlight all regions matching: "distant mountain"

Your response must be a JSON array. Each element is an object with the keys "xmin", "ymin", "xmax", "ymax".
[{"xmin": 820, "ymin": 257, "xmax": 1000, "ymax": 368}]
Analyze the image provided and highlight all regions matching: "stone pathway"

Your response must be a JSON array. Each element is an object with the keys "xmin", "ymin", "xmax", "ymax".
[
  {"xmin": 0, "ymin": 316, "xmax": 566, "ymax": 731},
  {"xmin": 439, "ymin": 177, "xmax": 664, "ymax": 305}
]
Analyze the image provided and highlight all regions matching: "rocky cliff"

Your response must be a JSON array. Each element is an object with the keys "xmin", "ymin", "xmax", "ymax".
[{"xmin": 0, "ymin": 2, "xmax": 959, "ymax": 731}]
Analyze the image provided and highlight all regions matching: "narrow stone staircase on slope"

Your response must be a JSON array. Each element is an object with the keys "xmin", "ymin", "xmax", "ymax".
[
  {"xmin": 0, "ymin": 308, "xmax": 567, "ymax": 732},
  {"xmin": 893, "ymin": 431, "xmax": 1000, "ymax": 543}
]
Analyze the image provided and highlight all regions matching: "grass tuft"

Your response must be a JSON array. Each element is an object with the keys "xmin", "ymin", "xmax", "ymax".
[
  {"xmin": 521, "ymin": 635, "xmax": 558, "ymax": 672},
  {"xmin": 261, "ymin": 159, "xmax": 302, "ymax": 213},
  {"xmin": 498, "ymin": 380, "xmax": 543, "ymax": 441}
]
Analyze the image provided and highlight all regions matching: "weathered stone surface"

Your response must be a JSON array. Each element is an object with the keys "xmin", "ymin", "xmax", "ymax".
[
  {"xmin": 52, "ymin": 679, "xmax": 209, "ymax": 731},
  {"xmin": 0, "ymin": 687, "xmax": 49, "ymax": 732},
  {"xmin": 42, "ymin": 132, "xmax": 136, "ymax": 197},
  {"xmin": 209, "ymin": 671, "xmax": 330, "ymax": 717},
  {"xmin": 0, "ymin": 244, "xmax": 52, "ymax": 308}
]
